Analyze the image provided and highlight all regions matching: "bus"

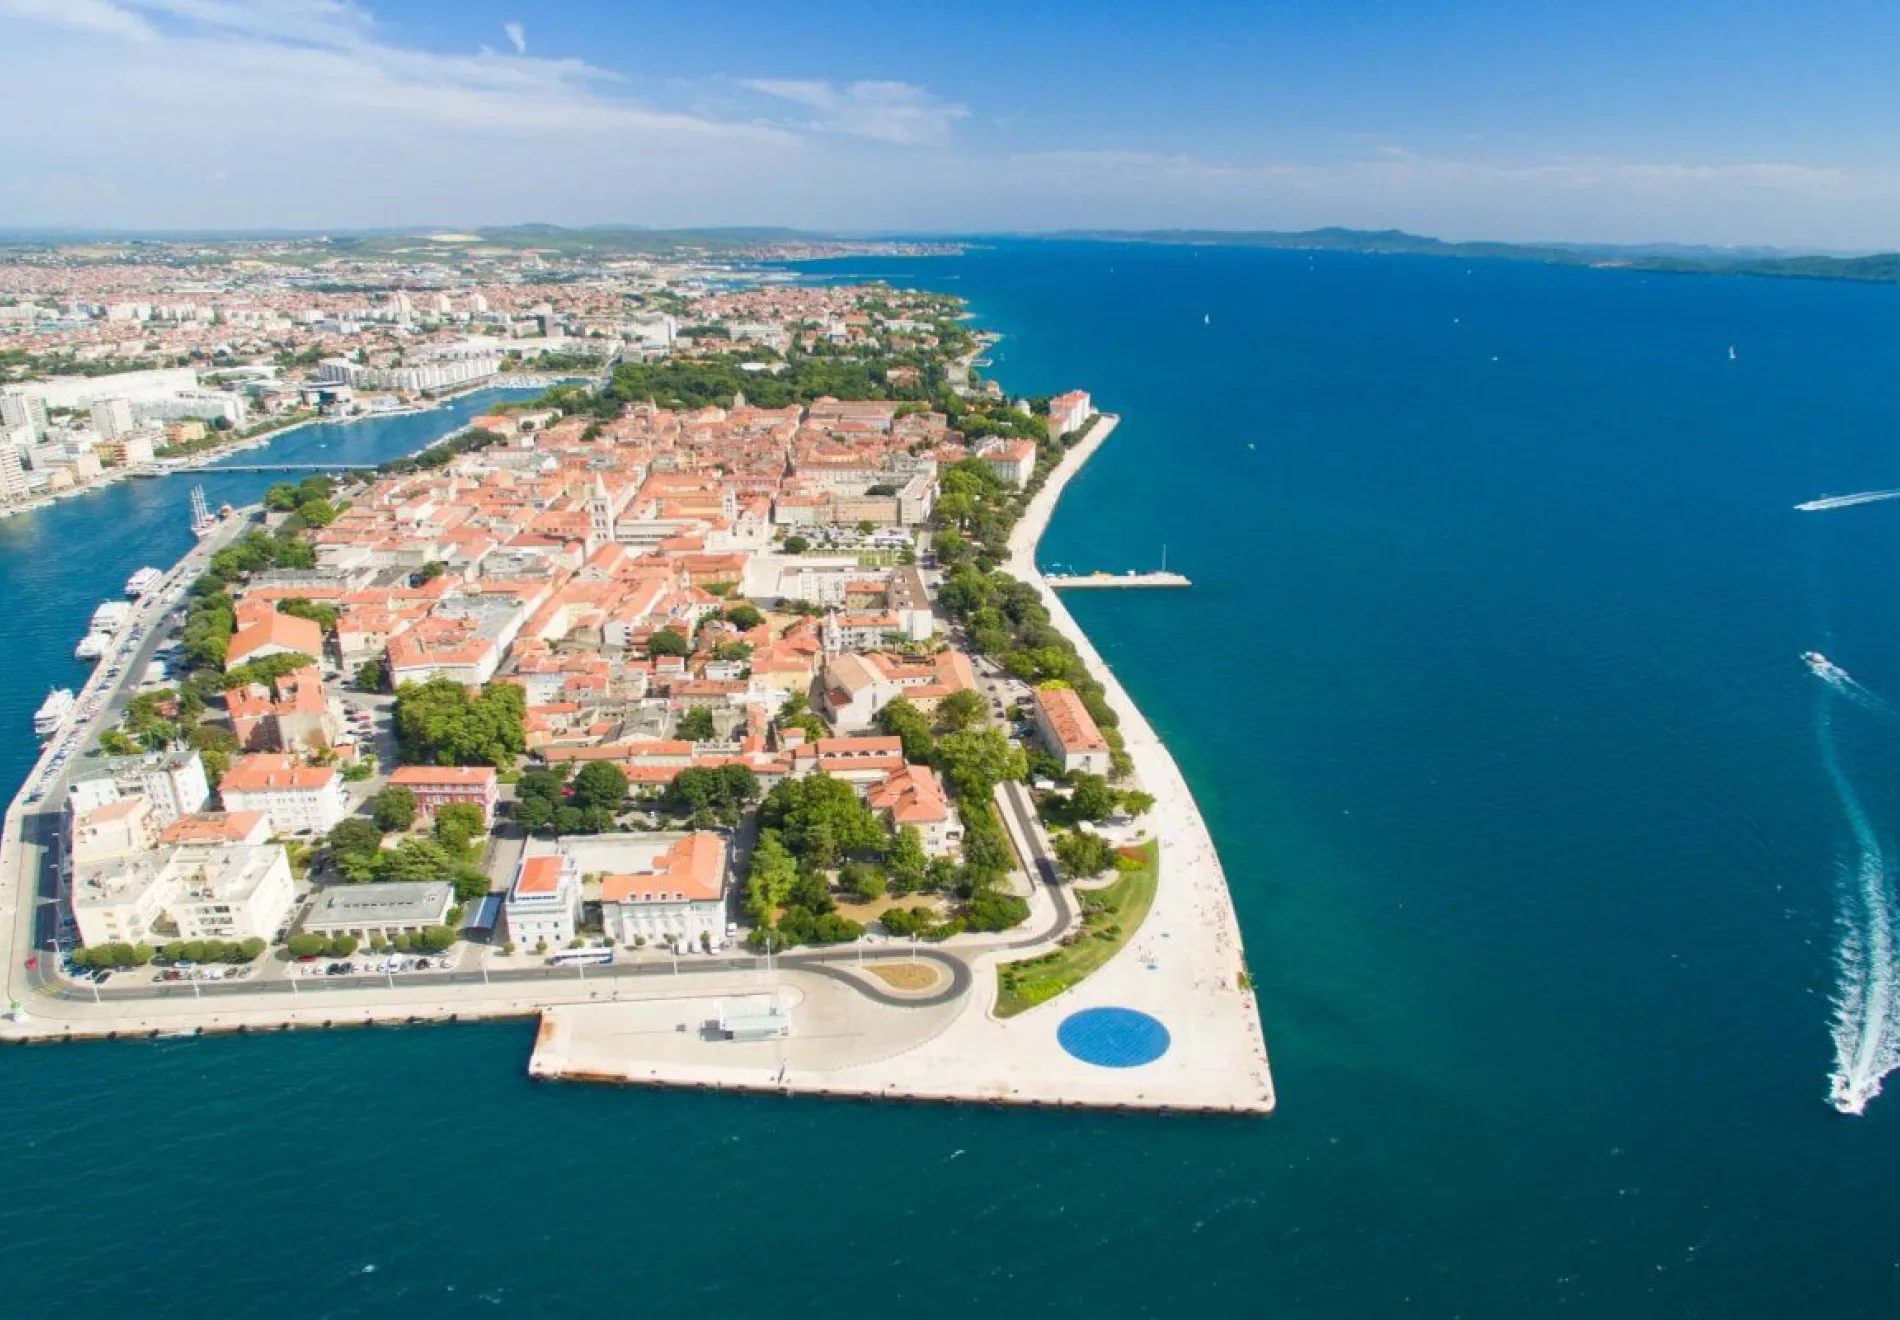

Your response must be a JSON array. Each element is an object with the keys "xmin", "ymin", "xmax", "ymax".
[{"xmin": 547, "ymin": 948, "xmax": 614, "ymax": 967}]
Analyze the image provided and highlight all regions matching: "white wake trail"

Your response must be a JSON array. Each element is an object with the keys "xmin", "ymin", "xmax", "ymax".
[
  {"xmin": 1803, "ymin": 653, "xmax": 1899, "ymax": 717},
  {"xmin": 1795, "ymin": 489, "xmax": 1900, "ymax": 513},
  {"xmin": 1815, "ymin": 694, "xmax": 1900, "ymax": 1115}
]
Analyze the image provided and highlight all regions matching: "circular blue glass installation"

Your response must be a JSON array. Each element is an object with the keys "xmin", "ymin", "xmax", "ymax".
[{"xmin": 1057, "ymin": 1007, "xmax": 1172, "ymax": 1067}]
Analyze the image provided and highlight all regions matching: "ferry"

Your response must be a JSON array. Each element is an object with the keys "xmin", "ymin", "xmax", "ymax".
[
  {"xmin": 124, "ymin": 567, "xmax": 162, "ymax": 598},
  {"xmin": 33, "ymin": 689, "xmax": 74, "ymax": 740},
  {"xmin": 74, "ymin": 632, "xmax": 112, "ymax": 661},
  {"xmin": 90, "ymin": 601, "xmax": 133, "ymax": 634}
]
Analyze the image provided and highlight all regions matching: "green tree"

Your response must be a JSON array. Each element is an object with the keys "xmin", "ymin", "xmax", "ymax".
[
  {"xmin": 964, "ymin": 887, "xmax": 1030, "ymax": 932},
  {"xmin": 570, "ymin": 761, "xmax": 629, "ymax": 812},
  {"xmin": 934, "ymin": 688, "xmax": 987, "ymax": 732},
  {"xmin": 744, "ymin": 831, "xmax": 799, "ymax": 926},
  {"xmin": 887, "ymin": 825, "xmax": 928, "ymax": 895},
  {"xmin": 371, "ymin": 785, "xmax": 418, "ymax": 832},
  {"xmin": 677, "ymin": 707, "xmax": 716, "ymax": 741},
  {"xmin": 433, "ymin": 802, "xmax": 486, "ymax": 852},
  {"xmin": 724, "ymin": 604, "xmax": 764, "ymax": 631},
  {"xmin": 1067, "ymin": 773, "xmax": 1119, "ymax": 822},
  {"xmin": 783, "ymin": 535, "xmax": 811, "ymax": 554},
  {"xmin": 328, "ymin": 817, "xmax": 386, "ymax": 882},
  {"xmin": 513, "ymin": 794, "xmax": 555, "ymax": 834},
  {"xmin": 393, "ymin": 676, "xmax": 525, "ymax": 766},
  {"xmin": 646, "ymin": 628, "xmax": 691, "ymax": 658},
  {"xmin": 373, "ymin": 837, "xmax": 453, "ymax": 884},
  {"xmin": 839, "ymin": 860, "xmax": 888, "ymax": 903},
  {"xmin": 759, "ymin": 773, "xmax": 884, "ymax": 866},
  {"xmin": 99, "ymin": 729, "xmax": 140, "ymax": 756},
  {"xmin": 297, "ymin": 498, "xmax": 337, "ymax": 527},
  {"xmin": 933, "ymin": 727, "xmax": 1028, "ymax": 800},
  {"xmin": 875, "ymin": 697, "xmax": 935, "ymax": 762},
  {"xmin": 222, "ymin": 651, "xmax": 318, "ymax": 691},
  {"xmin": 287, "ymin": 933, "xmax": 326, "ymax": 957},
  {"xmin": 354, "ymin": 658, "xmax": 386, "ymax": 692},
  {"xmin": 1055, "ymin": 829, "xmax": 1116, "ymax": 879}
]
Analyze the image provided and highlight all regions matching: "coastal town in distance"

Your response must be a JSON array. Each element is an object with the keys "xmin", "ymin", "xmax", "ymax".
[{"xmin": 0, "ymin": 231, "xmax": 1270, "ymax": 1113}]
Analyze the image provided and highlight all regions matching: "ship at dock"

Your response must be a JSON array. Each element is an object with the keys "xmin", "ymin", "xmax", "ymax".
[
  {"xmin": 124, "ymin": 566, "xmax": 162, "ymax": 598},
  {"xmin": 33, "ymin": 688, "xmax": 74, "ymax": 740},
  {"xmin": 189, "ymin": 484, "xmax": 230, "ymax": 538},
  {"xmin": 75, "ymin": 599, "xmax": 134, "ymax": 661}
]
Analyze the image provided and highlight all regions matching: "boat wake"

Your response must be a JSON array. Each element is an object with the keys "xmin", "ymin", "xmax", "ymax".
[
  {"xmin": 1808, "ymin": 666, "xmax": 1900, "ymax": 1115},
  {"xmin": 1794, "ymin": 489, "xmax": 1900, "ymax": 513},
  {"xmin": 1803, "ymin": 652, "xmax": 1898, "ymax": 717}
]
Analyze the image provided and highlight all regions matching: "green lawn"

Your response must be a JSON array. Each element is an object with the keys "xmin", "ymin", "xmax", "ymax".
[{"xmin": 994, "ymin": 841, "xmax": 1158, "ymax": 1018}]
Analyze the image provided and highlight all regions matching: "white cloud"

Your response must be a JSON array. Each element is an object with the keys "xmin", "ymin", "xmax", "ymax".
[
  {"xmin": 743, "ymin": 79, "xmax": 968, "ymax": 145},
  {"xmin": 0, "ymin": 0, "xmax": 156, "ymax": 41},
  {"xmin": 0, "ymin": 0, "xmax": 1887, "ymax": 246},
  {"xmin": 0, "ymin": 0, "xmax": 821, "ymax": 228}
]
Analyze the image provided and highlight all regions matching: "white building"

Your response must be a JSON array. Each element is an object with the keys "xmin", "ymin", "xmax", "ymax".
[
  {"xmin": 591, "ymin": 834, "xmax": 730, "ymax": 947},
  {"xmin": 217, "ymin": 755, "xmax": 348, "ymax": 836},
  {"xmin": 0, "ymin": 389, "xmax": 48, "ymax": 438},
  {"xmin": 866, "ymin": 764, "xmax": 958, "ymax": 857},
  {"xmin": 68, "ymin": 751, "xmax": 211, "ymax": 827},
  {"xmin": 303, "ymin": 881, "xmax": 455, "ymax": 942},
  {"xmin": 90, "ymin": 397, "xmax": 137, "ymax": 441},
  {"xmin": 134, "ymin": 391, "xmax": 248, "ymax": 427},
  {"xmin": 0, "ymin": 445, "xmax": 28, "ymax": 503},
  {"xmin": 506, "ymin": 851, "xmax": 583, "ymax": 952},
  {"xmin": 1032, "ymin": 685, "xmax": 1113, "ymax": 777},
  {"xmin": 161, "ymin": 843, "xmax": 296, "ymax": 943},
  {"xmin": 70, "ymin": 842, "xmax": 294, "ymax": 949}
]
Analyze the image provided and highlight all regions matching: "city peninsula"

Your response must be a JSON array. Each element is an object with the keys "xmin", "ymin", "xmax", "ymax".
[{"xmin": 0, "ymin": 234, "xmax": 1272, "ymax": 1114}]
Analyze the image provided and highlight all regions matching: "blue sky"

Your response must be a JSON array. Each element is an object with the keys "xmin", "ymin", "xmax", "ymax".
[{"xmin": 3, "ymin": 0, "xmax": 1897, "ymax": 247}]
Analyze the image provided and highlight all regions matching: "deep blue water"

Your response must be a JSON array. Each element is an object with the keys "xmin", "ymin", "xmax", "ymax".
[{"xmin": 10, "ymin": 248, "xmax": 1900, "ymax": 1316}]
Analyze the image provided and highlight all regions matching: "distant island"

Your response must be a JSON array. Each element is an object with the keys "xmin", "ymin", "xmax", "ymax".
[
  {"xmin": 6, "ymin": 221, "xmax": 1898, "ymax": 288},
  {"xmin": 1042, "ymin": 226, "xmax": 1900, "ymax": 286}
]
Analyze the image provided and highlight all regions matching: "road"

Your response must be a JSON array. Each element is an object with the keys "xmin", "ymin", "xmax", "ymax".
[
  {"xmin": 28, "ymin": 942, "xmax": 973, "ymax": 1011},
  {"xmin": 1, "ymin": 512, "xmax": 258, "ymax": 1012}
]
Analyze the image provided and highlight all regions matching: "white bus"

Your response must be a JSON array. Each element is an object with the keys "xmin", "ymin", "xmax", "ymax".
[{"xmin": 547, "ymin": 948, "xmax": 614, "ymax": 967}]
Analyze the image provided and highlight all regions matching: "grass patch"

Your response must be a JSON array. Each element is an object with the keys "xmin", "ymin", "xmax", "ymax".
[{"xmin": 994, "ymin": 840, "xmax": 1158, "ymax": 1018}]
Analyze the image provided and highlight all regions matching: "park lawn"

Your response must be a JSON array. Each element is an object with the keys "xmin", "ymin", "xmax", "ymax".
[{"xmin": 993, "ymin": 841, "xmax": 1158, "ymax": 1018}]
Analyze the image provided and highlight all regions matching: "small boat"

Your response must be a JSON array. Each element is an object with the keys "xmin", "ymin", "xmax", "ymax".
[
  {"xmin": 33, "ymin": 689, "xmax": 74, "ymax": 740},
  {"xmin": 1729, "ymin": 345, "xmax": 1738, "ymax": 361},
  {"xmin": 1204, "ymin": 313, "xmax": 1211, "ymax": 325},
  {"xmin": 124, "ymin": 567, "xmax": 162, "ymax": 598},
  {"xmin": 74, "ymin": 632, "xmax": 111, "ymax": 661}
]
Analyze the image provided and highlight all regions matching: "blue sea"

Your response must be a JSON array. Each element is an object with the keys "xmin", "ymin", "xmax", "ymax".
[{"xmin": 9, "ymin": 248, "xmax": 1900, "ymax": 1316}]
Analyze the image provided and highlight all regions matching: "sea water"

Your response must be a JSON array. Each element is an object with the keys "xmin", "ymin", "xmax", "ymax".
[{"xmin": 7, "ymin": 250, "xmax": 1900, "ymax": 1316}]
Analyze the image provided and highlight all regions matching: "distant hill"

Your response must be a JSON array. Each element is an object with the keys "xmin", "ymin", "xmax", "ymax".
[{"xmin": 1042, "ymin": 227, "xmax": 1900, "ymax": 286}]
